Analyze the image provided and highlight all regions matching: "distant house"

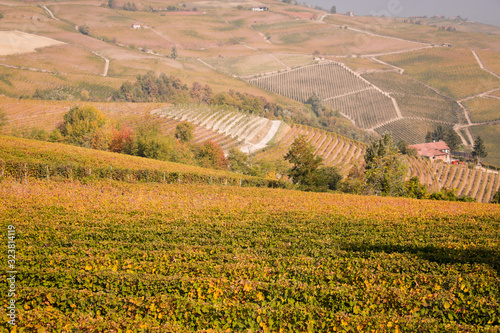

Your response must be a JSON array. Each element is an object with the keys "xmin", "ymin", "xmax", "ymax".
[
  {"xmin": 347, "ymin": 11, "xmax": 354, "ymax": 17},
  {"xmin": 251, "ymin": 6, "xmax": 269, "ymax": 11},
  {"xmin": 408, "ymin": 141, "xmax": 451, "ymax": 163},
  {"xmin": 131, "ymin": 23, "xmax": 141, "ymax": 29}
]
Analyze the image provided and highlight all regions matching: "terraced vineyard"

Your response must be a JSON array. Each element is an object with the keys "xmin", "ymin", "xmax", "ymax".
[
  {"xmin": 255, "ymin": 124, "xmax": 366, "ymax": 175},
  {"xmin": 406, "ymin": 156, "xmax": 500, "ymax": 203},
  {"xmin": 393, "ymin": 95, "xmax": 463, "ymax": 123},
  {"xmin": 155, "ymin": 104, "xmax": 281, "ymax": 153},
  {"xmin": 249, "ymin": 62, "xmax": 399, "ymax": 129}
]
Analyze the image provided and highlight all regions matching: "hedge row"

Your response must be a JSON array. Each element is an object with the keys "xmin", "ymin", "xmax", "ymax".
[{"xmin": 0, "ymin": 160, "xmax": 290, "ymax": 189}]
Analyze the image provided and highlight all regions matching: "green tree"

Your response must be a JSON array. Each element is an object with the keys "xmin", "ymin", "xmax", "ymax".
[
  {"xmin": 405, "ymin": 176, "xmax": 427, "ymax": 199},
  {"xmin": 444, "ymin": 129, "xmax": 461, "ymax": 151},
  {"xmin": 330, "ymin": 5, "xmax": 336, "ymax": 13},
  {"xmin": 108, "ymin": 0, "xmax": 116, "ymax": 8},
  {"xmin": 491, "ymin": 188, "xmax": 500, "ymax": 204},
  {"xmin": 364, "ymin": 133, "xmax": 407, "ymax": 196},
  {"xmin": 472, "ymin": 136, "xmax": 487, "ymax": 163},
  {"xmin": 174, "ymin": 122, "xmax": 194, "ymax": 143},
  {"xmin": 314, "ymin": 166, "xmax": 342, "ymax": 191},
  {"xmin": 60, "ymin": 105, "xmax": 107, "ymax": 147},
  {"xmin": 171, "ymin": 46, "xmax": 178, "ymax": 59},
  {"xmin": 284, "ymin": 135, "xmax": 323, "ymax": 186},
  {"xmin": 228, "ymin": 147, "xmax": 250, "ymax": 174},
  {"xmin": 78, "ymin": 24, "xmax": 90, "ymax": 35},
  {"xmin": 0, "ymin": 109, "xmax": 8, "ymax": 134}
]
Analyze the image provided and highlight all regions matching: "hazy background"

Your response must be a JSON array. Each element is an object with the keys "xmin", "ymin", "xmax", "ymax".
[{"xmin": 304, "ymin": 0, "xmax": 500, "ymax": 27}]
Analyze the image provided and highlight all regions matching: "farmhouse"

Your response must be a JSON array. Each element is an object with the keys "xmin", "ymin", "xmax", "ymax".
[
  {"xmin": 251, "ymin": 6, "xmax": 269, "ymax": 11},
  {"xmin": 408, "ymin": 141, "xmax": 451, "ymax": 163},
  {"xmin": 131, "ymin": 23, "xmax": 141, "ymax": 29},
  {"xmin": 347, "ymin": 11, "xmax": 354, "ymax": 17}
]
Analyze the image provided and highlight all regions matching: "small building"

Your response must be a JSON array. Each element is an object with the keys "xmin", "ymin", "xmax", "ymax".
[
  {"xmin": 347, "ymin": 11, "xmax": 354, "ymax": 17},
  {"xmin": 408, "ymin": 141, "xmax": 451, "ymax": 163},
  {"xmin": 131, "ymin": 23, "xmax": 141, "ymax": 29},
  {"xmin": 251, "ymin": 6, "xmax": 269, "ymax": 11}
]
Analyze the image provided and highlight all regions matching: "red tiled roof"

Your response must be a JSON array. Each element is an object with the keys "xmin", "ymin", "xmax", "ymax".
[{"xmin": 408, "ymin": 141, "xmax": 450, "ymax": 158}]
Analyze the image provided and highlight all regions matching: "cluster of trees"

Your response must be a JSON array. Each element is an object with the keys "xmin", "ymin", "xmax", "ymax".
[
  {"xmin": 425, "ymin": 125, "xmax": 461, "ymax": 150},
  {"xmin": 113, "ymin": 72, "xmax": 287, "ymax": 117}
]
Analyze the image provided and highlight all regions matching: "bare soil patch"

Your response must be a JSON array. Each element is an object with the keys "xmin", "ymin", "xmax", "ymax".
[{"xmin": 0, "ymin": 31, "xmax": 64, "ymax": 56}]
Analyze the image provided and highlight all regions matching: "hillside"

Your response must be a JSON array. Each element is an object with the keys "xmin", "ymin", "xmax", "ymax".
[{"xmin": 0, "ymin": 0, "xmax": 499, "ymax": 163}]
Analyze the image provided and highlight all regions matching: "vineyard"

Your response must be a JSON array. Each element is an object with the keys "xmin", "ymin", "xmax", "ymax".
[
  {"xmin": 1, "ymin": 174, "xmax": 499, "ymax": 331},
  {"xmin": 393, "ymin": 95, "xmax": 463, "ymax": 123},
  {"xmin": 374, "ymin": 118, "xmax": 450, "ymax": 145},
  {"xmin": 380, "ymin": 47, "xmax": 500, "ymax": 100},
  {"xmin": 155, "ymin": 104, "xmax": 281, "ymax": 153},
  {"xmin": 249, "ymin": 62, "xmax": 399, "ymax": 129},
  {"xmin": 406, "ymin": 156, "xmax": 500, "ymax": 203},
  {"xmin": 463, "ymin": 97, "xmax": 500, "ymax": 123},
  {"xmin": 254, "ymin": 124, "xmax": 366, "ymax": 175}
]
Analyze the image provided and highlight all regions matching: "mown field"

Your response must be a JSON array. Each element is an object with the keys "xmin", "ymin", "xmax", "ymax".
[{"xmin": 0, "ymin": 174, "xmax": 499, "ymax": 332}]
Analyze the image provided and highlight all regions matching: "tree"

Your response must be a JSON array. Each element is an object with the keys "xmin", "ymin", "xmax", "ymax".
[
  {"xmin": 171, "ymin": 46, "xmax": 178, "ymax": 59},
  {"xmin": 314, "ymin": 166, "xmax": 342, "ymax": 191},
  {"xmin": 227, "ymin": 147, "xmax": 250, "ymax": 174},
  {"xmin": 78, "ymin": 24, "xmax": 90, "ymax": 36},
  {"xmin": 330, "ymin": 5, "xmax": 336, "ymax": 13},
  {"xmin": 109, "ymin": 126, "xmax": 134, "ymax": 153},
  {"xmin": 195, "ymin": 141, "xmax": 227, "ymax": 170},
  {"xmin": 0, "ymin": 109, "xmax": 7, "ymax": 134},
  {"xmin": 174, "ymin": 122, "xmax": 194, "ymax": 143},
  {"xmin": 108, "ymin": 0, "xmax": 116, "ymax": 8},
  {"xmin": 60, "ymin": 105, "xmax": 107, "ymax": 147},
  {"xmin": 444, "ymin": 129, "xmax": 461, "ymax": 151},
  {"xmin": 284, "ymin": 135, "xmax": 323, "ymax": 186},
  {"xmin": 491, "ymin": 188, "xmax": 500, "ymax": 204},
  {"xmin": 364, "ymin": 133, "xmax": 407, "ymax": 196},
  {"xmin": 472, "ymin": 136, "xmax": 487, "ymax": 163},
  {"xmin": 405, "ymin": 176, "xmax": 427, "ymax": 199}
]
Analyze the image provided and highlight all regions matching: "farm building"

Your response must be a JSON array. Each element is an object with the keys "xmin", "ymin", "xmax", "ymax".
[
  {"xmin": 408, "ymin": 141, "xmax": 451, "ymax": 163},
  {"xmin": 131, "ymin": 23, "xmax": 141, "ymax": 29},
  {"xmin": 251, "ymin": 6, "xmax": 269, "ymax": 11},
  {"xmin": 347, "ymin": 11, "xmax": 354, "ymax": 17}
]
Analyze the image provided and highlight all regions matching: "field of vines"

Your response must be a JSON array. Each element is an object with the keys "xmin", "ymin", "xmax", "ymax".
[
  {"xmin": 254, "ymin": 124, "xmax": 366, "ymax": 175},
  {"xmin": 463, "ymin": 97, "xmax": 500, "ymax": 123},
  {"xmin": 374, "ymin": 118, "xmax": 451, "ymax": 145},
  {"xmin": 1, "ymin": 175, "xmax": 499, "ymax": 331},
  {"xmin": 361, "ymin": 72, "xmax": 445, "ymax": 98},
  {"xmin": 405, "ymin": 156, "xmax": 500, "ymax": 203},
  {"xmin": 393, "ymin": 95, "xmax": 464, "ymax": 123},
  {"xmin": 470, "ymin": 124, "xmax": 500, "ymax": 168},
  {"xmin": 156, "ymin": 104, "xmax": 280, "ymax": 152},
  {"xmin": 249, "ymin": 63, "xmax": 371, "ymax": 102},
  {"xmin": 248, "ymin": 63, "xmax": 398, "ymax": 129},
  {"xmin": 380, "ymin": 47, "xmax": 500, "ymax": 100}
]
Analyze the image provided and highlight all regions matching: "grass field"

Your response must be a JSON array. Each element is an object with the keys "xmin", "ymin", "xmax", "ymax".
[
  {"xmin": 380, "ymin": 47, "xmax": 500, "ymax": 99},
  {"xmin": 0, "ymin": 174, "xmax": 499, "ymax": 331},
  {"xmin": 0, "ymin": 44, "xmax": 104, "ymax": 76},
  {"xmin": 470, "ymin": 124, "xmax": 500, "ymax": 167},
  {"xmin": 463, "ymin": 97, "xmax": 500, "ymax": 123}
]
